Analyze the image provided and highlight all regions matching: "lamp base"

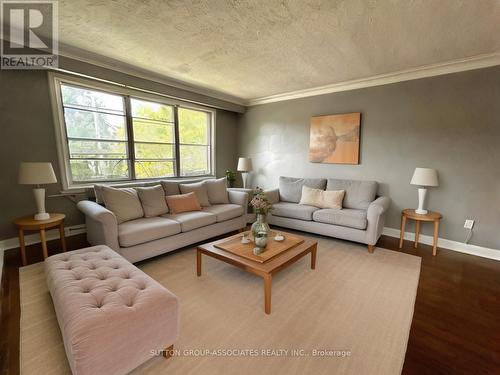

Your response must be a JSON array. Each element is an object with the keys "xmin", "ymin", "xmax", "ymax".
[
  {"xmin": 415, "ymin": 187, "xmax": 428, "ymax": 215},
  {"xmin": 242, "ymin": 172, "xmax": 249, "ymax": 189},
  {"xmin": 34, "ymin": 212, "xmax": 50, "ymax": 220}
]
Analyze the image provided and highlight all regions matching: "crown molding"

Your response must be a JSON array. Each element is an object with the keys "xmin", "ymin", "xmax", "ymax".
[
  {"xmin": 247, "ymin": 52, "xmax": 500, "ymax": 106},
  {"xmin": 56, "ymin": 45, "xmax": 500, "ymax": 108},
  {"xmin": 57, "ymin": 43, "xmax": 247, "ymax": 108}
]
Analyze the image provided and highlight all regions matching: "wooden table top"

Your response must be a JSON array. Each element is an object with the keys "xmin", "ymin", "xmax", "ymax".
[
  {"xmin": 198, "ymin": 231, "xmax": 317, "ymax": 274},
  {"xmin": 14, "ymin": 213, "xmax": 66, "ymax": 228},
  {"xmin": 402, "ymin": 209, "xmax": 442, "ymax": 221}
]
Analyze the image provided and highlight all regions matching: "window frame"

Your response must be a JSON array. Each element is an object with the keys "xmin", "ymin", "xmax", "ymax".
[{"xmin": 49, "ymin": 73, "xmax": 216, "ymax": 191}]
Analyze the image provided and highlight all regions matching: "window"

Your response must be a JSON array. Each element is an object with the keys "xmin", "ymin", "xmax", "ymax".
[
  {"xmin": 131, "ymin": 99, "xmax": 176, "ymax": 179},
  {"xmin": 55, "ymin": 79, "xmax": 214, "ymax": 187}
]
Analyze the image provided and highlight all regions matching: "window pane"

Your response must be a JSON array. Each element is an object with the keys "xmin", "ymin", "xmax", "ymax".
[
  {"xmin": 70, "ymin": 159, "xmax": 129, "ymax": 181},
  {"xmin": 61, "ymin": 85, "xmax": 124, "ymax": 113},
  {"xmin": 180, "ymin": 145, "xmax": 209, "ymax": 176},
  {"xmin": 135, "ymin": 161, "xmax": 174, "ymax": 179},
  {"xmin": 179, "ymin": 108, "xmax": 209, "ymax": 144},
  {"xmin": 64, "ymin": 108, "xmax": 127, "ymax": 140},
  {"xmin": 135, "ymin": 143, "xmax": 174, "ymax": 159},
  {"xmin": 69, "ymin": 140, "xmax": 127, "ymax": 159},
  {"xmin": 131, "ymin": 99, "xmax": 173, "ymax": 122},
  {"xmin": 133, "ymin": 120, "xmax": 173, "ymax": 143}
]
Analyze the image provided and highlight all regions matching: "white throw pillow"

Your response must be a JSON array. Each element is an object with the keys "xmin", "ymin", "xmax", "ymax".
[
  {"xmin": 101, "ymin": 186, "xmax": 144, "ymax": 224},
  {"xmin": 179, "ymin": 181, "xmax": 211, "ymax": 207},
  {"xmin": 205, "ymin": 178, "xmax": 229, "ymax": 204},
  {"xmin": 299, "ymin": 185, "xmax": 345, "ymax": 209},
  {"xmin": 136, "ymin": 185, "xmax": 169, "ymax": 217}
]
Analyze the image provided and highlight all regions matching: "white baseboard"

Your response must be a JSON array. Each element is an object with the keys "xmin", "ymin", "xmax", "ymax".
[
  {"xmin": 0, "ymin": 224, "xmax": 87, "ymax": 252},
  {"xmin": 382, "ymin": 227, "xmax": 500, "ymax": 261}
]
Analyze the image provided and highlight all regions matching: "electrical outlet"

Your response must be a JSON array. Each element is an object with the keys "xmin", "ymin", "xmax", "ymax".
[{"xmin": 464, "ymin": 219, "xmax": 475, "ymax": 229}]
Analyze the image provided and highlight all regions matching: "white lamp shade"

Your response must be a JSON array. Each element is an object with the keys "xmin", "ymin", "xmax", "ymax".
[
  {"xmin": 237, "ymin": 157, "xmax": 253, "ymax": 172},
  {"xmin": 18, "ymin": 162, "xmax": 57, "ymax": 185},
  {"xmin": 410, "ymin": 168, "xmax": 439, "ymax": 187}
]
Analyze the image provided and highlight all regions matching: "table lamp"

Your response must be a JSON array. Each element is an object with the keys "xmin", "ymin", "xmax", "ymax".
[
  {"xmin": 237, "ymin": 157, "xmax": 253, "ymax": 188},
  {"xmin": 410, "ymin": 167, "xmax": 439, "ymax": 214},
  {"xmin": 18, "ymin": 162, "xmax": 57, "ymax": 220}
]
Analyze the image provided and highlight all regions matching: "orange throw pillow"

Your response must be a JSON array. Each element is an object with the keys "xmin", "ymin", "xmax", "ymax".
[{"xmin": 166, "ymin": 192, "xmax": 202, "ymax": 214}]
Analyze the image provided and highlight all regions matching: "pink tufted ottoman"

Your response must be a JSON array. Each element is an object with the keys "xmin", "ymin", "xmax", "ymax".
[{"xmin": 45, "ymin": 245, "xmax": 179, "ymax": 375}]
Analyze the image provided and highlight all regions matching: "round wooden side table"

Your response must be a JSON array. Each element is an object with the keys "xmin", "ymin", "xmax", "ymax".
[
  {"xmin": 14, "ymin": 213, "xmax": 67, "ymax": 266},
  {"xmin": 399, "ymin": 209, "xmax": 442, "ymax": 256}
]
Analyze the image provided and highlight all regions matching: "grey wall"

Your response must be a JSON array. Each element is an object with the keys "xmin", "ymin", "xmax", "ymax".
[
  {"xmin": 237, "ymin": 66, "xmax": 500, "ymax": 250},
  {"xmin": 0, "ymin": 64, "xmax": 240, "ymax": 241}
]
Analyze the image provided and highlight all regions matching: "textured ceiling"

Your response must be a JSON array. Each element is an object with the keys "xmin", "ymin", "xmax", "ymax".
[{"xmin": 55, "ymin": 0, "xmax": 500, "ymax": 101}]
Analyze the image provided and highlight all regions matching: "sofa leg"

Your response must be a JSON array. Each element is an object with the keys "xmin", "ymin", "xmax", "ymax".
[
  {"xmin": 163, "ymin": 345, "xmax": 174, "ymax": 359},
  {"xmin": 368, "ymin": 245, "xmax": 375, "ymax": 253}
]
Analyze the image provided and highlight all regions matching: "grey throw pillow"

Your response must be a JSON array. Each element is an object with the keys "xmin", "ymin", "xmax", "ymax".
[
  {"xmin": 205, "ymin": 178, "xmax": 229, "ymax": 204},
  {"xmin": 101, "ymin": 186, "xmax": 144, "ymax": 224},
  {"xmin": 136, "ymin": 185, "xmax": 169, "ymax": 217},
  {"xmin": 326, "ymin": 179, "xmax": 378, "ymax": 209},
  {"xmin": 160, "ymin": 180, "xmax": 181, "ymax": 196},
  {"xmin": 279, "ymin": 176, "xmax": 327, "ymax": 203},
  {"xmin": 179, "ymin": 181, "xmax": 211, "ymax": 206}
]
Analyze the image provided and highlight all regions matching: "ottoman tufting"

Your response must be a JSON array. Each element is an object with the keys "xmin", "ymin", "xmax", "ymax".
[{"xmin": 45, "ymin": 245, "xmax": 179, "ymax": 375}]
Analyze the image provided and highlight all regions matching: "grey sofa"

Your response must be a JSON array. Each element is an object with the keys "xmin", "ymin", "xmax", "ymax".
[
  {"xmin": 77, "ymin": 180, "xmax": 248, "ymax": 263},
  {"xmin": 264, "ymin": 177, "xmax": 391, "ymax": 252}
]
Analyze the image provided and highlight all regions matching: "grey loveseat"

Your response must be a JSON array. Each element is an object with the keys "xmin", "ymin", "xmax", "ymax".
[
  {"xmin": 265, "ymin": 177, "xmax": 391, "ymax": 252},
  {"xmin": 77, "ymin": 179, "xmax": 248, "ymax": 263}
]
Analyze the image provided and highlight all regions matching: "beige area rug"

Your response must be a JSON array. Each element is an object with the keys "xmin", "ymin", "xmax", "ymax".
[{"xmin": 20, "ymin": 234, "xmax": 421, "ymax": 375}]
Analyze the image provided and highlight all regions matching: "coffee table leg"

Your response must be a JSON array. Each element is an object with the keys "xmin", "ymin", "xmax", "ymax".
[
  {"xmin": 311, "ymin": 245, "xmax": 317, "ymax": 270},
  {"xmin": 197, "ymin": 249, "xmax": 202, "ymax": 276},
  {"xmin": 264, "ymin": 274, "xmax": 272, "ymax": 314}
]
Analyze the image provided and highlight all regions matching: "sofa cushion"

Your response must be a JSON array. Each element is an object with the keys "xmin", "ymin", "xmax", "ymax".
[
  {"xmin": 179, "ymin": 181, "xmax": 211, "ymax": 206},
  {"xmin": 101, "ymin": 186, "xmax": 144, "ymax": 224},
  {"xmin": 166, "ymin": 192, "xmax": 202, "ymax": 214},
  {"xmin": 279, "ymin": 176, "xmax": 327, "ymax": 203},
  {"xmin": 203, "ymin": 204, "xmax": 243, "ymax": 222},
  {"xmin": 160, "ymin": 180, "xmax": 181, "ymax": 196},
  {"xmin": 313, "ymin": 208, "xmax": 368, "ymax": 229},
  {"xmin": 271, "ymin": 202, "xmax": 319, "ymax": 221},
  {"xmin": 163, "ymin": 211, "xmax": 217, "ymax": 232},
  {"xmin": 326, "ymin": 179, "xmax": 378, "ymax": 210},
  {"xmin": 205, "ymin": 178, "xmax": 229, "ymax": 204},
  {"xmin": 136, "ymin": 185, "xmax": 169, "ymax": 217},
  {"xmin": 118, "ymin": 217, "xmax": 181, "ymax": 247}
]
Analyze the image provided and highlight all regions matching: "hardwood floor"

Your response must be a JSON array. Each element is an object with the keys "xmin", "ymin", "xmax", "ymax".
[{"xmin": 1, "ymin": 233, "xmax": 499, "ymax": 374}]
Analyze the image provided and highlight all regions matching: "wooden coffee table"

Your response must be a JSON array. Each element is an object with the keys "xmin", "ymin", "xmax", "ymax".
[{"xmin": 197, "ymin": 231, "xmax": 317, "ymax": 314}]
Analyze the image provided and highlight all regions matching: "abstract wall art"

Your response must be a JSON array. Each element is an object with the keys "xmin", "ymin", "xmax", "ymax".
[{"xmin": 309, "ymin": 112, "xmax": 361, "ymax": 164}]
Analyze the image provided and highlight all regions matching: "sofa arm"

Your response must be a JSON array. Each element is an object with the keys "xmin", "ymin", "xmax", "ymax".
[
  {"xmin": 77, "ymin": 200, "xmax": 120, "ymax": 250},
  {"xmin": 228, "ymin": 190, "xmax": 249, "ymax": 214},
  {"xmin": 367, "ymin": 196, "xmax": 391, "ymax": 219},
  {"xmin": 365, "ymin": 196, "xmax": 391, "ymax": 246},
  {"xmin": 263, "ymin": 188, "xmax": 280, "ymax": 204}
]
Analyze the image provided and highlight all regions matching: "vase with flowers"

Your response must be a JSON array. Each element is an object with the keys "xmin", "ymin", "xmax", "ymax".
[{"xmin": 249, "ymin": 187, "xmax": 273, "ymax": 253}]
